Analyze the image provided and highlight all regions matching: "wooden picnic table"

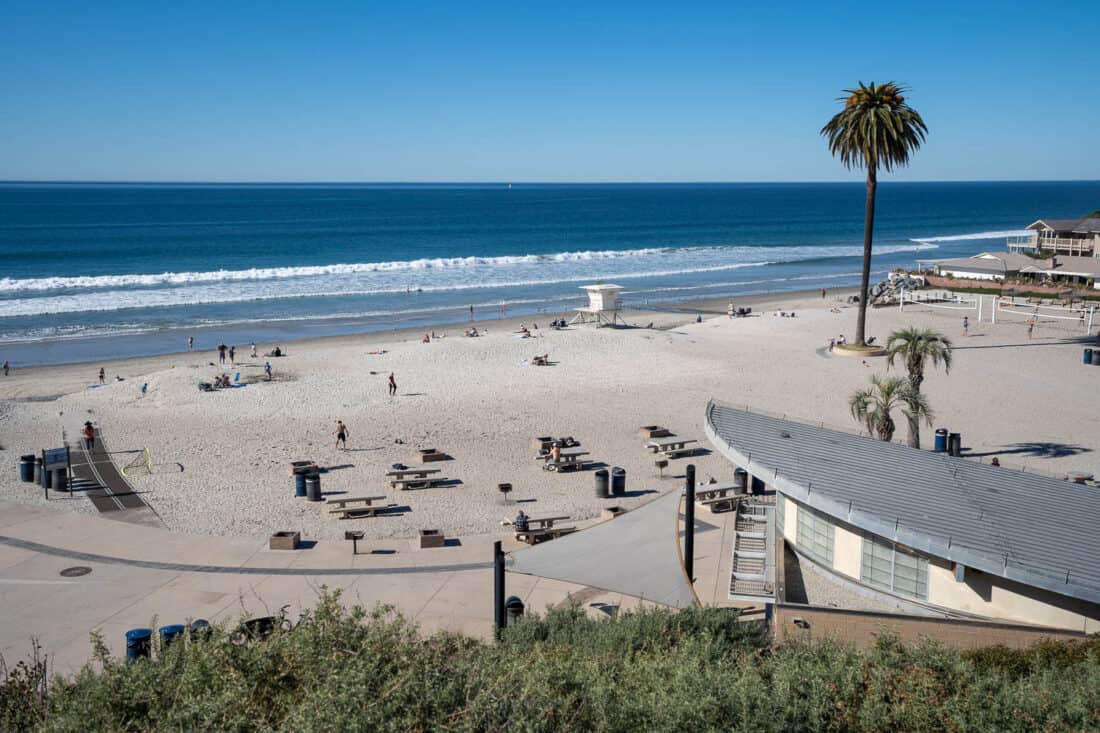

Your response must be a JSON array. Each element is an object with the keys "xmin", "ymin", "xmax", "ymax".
[
  {"xmin": 391, "ymin": 475, "xmax": 449, "ymax": 490},
  {"xmin": 385, "ymin": 468, "xmax": 442, "ymax": 479},
  {"xmin": 327, "ymin": 494, "xmax": 387, "ymax": 508},
  {"xmin": 541, "ymin": 448, "xmax": 592, "ymax": 472},
  {"xmin": 515, "ymin": 515, "xmax": 576, "ymax": 544},
  {"xmin": 527, "ymin": 515, "xmax": 571, "ymax": 529},
  {"xmin": 647, "ymin": 435, "xmax": 699, "ymax": 458}
]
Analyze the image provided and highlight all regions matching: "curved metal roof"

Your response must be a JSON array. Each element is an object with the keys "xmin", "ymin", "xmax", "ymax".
[{"xmin": 705, "ymin": 402, "xmax": 1100, "ymax": 606}]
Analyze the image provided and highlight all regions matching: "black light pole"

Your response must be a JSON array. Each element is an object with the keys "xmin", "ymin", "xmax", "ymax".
[
  {"xmin": 493, "ymin": 540, "xmax": 505, "ymax": 638},
  {"xmin": 684, "ymin": 464, "xmax": 695, "ymax": 583}
]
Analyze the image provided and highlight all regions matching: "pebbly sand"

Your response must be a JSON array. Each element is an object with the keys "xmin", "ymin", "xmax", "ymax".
[{"xmin": 3, "ymin": 288, "xmax": 1099, "ymax": 541}]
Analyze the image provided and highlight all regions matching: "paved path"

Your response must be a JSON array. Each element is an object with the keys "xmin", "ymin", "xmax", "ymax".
[{"xmin": 66, "ymin": 426, "xmax": 165, "ymax": 527}]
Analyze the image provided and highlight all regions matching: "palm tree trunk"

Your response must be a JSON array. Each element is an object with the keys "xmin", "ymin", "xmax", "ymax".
[
  {"xmin": 906, "ymin": 413, "xmax": 920, "ymax": 449},
  {"xmin": 855, "ymin": 167, "xmax": 877, "ymax": 346}
]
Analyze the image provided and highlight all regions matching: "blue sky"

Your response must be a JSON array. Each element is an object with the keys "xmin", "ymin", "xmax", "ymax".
[{"xmin": 1, "ymin": 1, "xmax": 1096, "ymax": 182}]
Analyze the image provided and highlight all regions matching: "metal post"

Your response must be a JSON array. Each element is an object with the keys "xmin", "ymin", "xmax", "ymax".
[
  {"xmin": 493, "ymin": 540, "xmax": 505, "ymax": 639},
  {"xmin": 977, "ymin": 295, "xmax": 983, "ymax": 323},
  {"xmin": 1088, "ymin": 306, "xmax": 1094, "ymax": 333},
  {"xmin": 991, "ymin": 295, "xmax": 996, "ymax": 324},
  {"xmin": 684, "ymin": 464, "xmax": 695, "ymax": 584}
]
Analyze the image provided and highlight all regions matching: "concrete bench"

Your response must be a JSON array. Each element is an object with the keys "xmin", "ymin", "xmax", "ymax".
[
  {"xmin": 391, "ymin": 476, "xmax": 449, "ymax": 490},
  {"xmin": 515, "ymin": 526, "xmax": 577, "ymax": 544}
]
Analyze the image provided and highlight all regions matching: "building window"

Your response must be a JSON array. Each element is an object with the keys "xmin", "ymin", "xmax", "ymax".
[
  {"xmin": 861, "ymin": 536, "xmax": 929, "ymax": 600},
  {"xmin": 796, "ymin": 503, "xmax": 833, "ymax": 567},
  {"xmin": 775, "ymin": 494, "xmax": 785, "ymax": 532}
]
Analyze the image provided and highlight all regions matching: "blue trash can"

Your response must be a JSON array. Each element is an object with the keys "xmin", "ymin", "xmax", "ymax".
[
  {"xmin": 19, "ymin": 455, "xmax": 35, "ymax": 482},
  {"xmin": 294, "ymin": 472, "xmax": 307, "ymax": 497},
  {"xmin": 1086, "ymin": 348, "xmax": 1094, "ymax": 365},
  {"xmin": 125, "ymin": 628, "xmax": 152, "ymax": 661},
  {"xmin": 159, "ymin": 624, "xmax": 186, "ymax": 648},
  {"xmin": 934, "ymin": 429, "xmax": 948, "ymax": 453}
]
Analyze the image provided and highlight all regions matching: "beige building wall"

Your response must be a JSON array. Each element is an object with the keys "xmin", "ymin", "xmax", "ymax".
[
  {"xmin": 780, "ymin": 495, "xmax": 797, "ymax": 544},
  {"xmin": 832, "ymin": 523, "xmax": 862, "ymax": 579}
]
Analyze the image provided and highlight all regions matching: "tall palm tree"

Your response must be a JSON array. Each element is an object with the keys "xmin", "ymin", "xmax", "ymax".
[
  {"xmin": 849, "ymin": 375, "xmax": 933, "ymax": 443},
  {"xmin": 885, "ymin": 327, "xmax": 952, "ymax": 448},
  {"xmin": 822, "ymin": 82, "xmax": 927, "ymax": 346}
]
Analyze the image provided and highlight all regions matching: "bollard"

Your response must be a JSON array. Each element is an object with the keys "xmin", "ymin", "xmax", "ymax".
[{"xmin": 125, "ymin": 628, "xmax": 152, "ymax": 661}]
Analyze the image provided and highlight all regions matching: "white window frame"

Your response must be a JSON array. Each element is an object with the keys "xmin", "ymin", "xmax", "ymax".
[{"xmin": 861, "ymin": 535, "xmax": 929, "ymax": 600}]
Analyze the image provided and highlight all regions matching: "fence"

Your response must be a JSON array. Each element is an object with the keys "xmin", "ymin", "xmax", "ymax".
[{"xmin": 899, "ymin": 291, "xmax": 1095, "ymax": 331}]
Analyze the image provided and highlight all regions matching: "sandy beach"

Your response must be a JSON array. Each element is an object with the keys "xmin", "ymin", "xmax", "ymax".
[{"xmin": 3, "ymin": 287, "xmax": 1098, "ymax": 542}]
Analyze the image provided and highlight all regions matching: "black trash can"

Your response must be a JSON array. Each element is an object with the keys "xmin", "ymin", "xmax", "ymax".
[
  {"xmin": 594, "ymin": 469, "xmax": 609, "ymax": 499},
  {"xmin": 934, "ymin": 428, "xmax": 948, "ymax": 453},
  {"xmin": 19, "ymin": 455, "xmax": 35, "ymax": 483},
  {"xmin": 504, "ymin": 595, "xmax": 525, "ymax": 626},
  {"xmin": 294, "ymin": 472, "xmax": 307, "ymax": 498},
  {"xmin": 52, "ymin": 468, "xmax": 67, "ymax": 492},
  {"xmin": 733, "ymin": 467, "xmax": 748, "ymax": 493},
  {"xmin": 305, "ymin": 473, "xmax": 322, "ymax": 502},
  {"xmin": 948, "ymin": 432, "xmax": 962, "ymax": 457},
  {"xmin": 611, "ymin": 467, "xmax": 626, "ymax": 496},
  {"xmin": 40, "ymin": 464, "xmax": 52, "ymax": 490},
  {"xmin": 1086, "ymin": 348, "xmax": 1094, "ymax": 365},
  {"xmin": 125, "ymin": 628, "xmax": 152, "ymax": 661},
  {"xmin": 751, "ymin": 476, "xmax": 766, "ymax": 495},
  {"xmin": 189, "ymin": 619, "xmax": 211, "ymax": 641}
]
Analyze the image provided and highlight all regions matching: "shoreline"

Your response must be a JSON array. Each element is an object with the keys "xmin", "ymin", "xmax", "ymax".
[{"xmin": 0, "ymin": 286, "xmax": 857, "ymax": 387}]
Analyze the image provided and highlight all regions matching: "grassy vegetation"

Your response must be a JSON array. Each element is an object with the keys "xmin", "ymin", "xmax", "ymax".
[
  {"xmin": 2, "ymin": 591, "xmax": 1099, "ymax": 731},
  {"xmin": 935, "ymin": 284, "xmax": 1100, "ymax": 302}
]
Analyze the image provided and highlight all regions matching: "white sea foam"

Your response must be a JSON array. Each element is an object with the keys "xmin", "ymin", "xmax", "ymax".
[
  {"xmin": 912, "ymin": 230, "xmax": 1030, "ymax": 243},
  {"xmin": 0, "ymin": 241, "xmax": 936, "ymax": 295}
]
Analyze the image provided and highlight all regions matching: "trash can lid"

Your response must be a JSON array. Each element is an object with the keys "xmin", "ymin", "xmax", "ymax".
[
  {"xmin": 126, "ymin": 628, "xmax": 153, "ymax": 640},
  {"xmin": 159, "ymin": 624, "xmax": 186, "ymax": 634},
  {"xmin": 190, "ymin": 619, "xmax": 210, "ymax": 628},
  {"xmin": 504, "ymin": 595, "xmax": 525, "ymax": 608}
]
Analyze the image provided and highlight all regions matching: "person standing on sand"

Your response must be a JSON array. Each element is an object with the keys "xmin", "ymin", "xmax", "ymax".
[
  {"xmin": 82, "ymin": 421, "xmax": 96, "ymax": 451},
  {"xmin": 2, "ymin": 360, "xmax": 8, "ymax": 376},
  {"xmin": 335, "ymin": 420, "xmax": 349, "ymax": 450},
  {"xmin": 388, "ymin": 372, "xmax": 397, "ymax": 396},
  {"xmin": 264, "ymin": 361, "xmax": 272, "ymax": 380},
  {"xmin": 1027, "ymin": 318, "xmax": 1035, "ymax": 339},
  {"xmin": 727, "ymin": 302, "xmax": 734, "ymax": 319},
  {"xmin": 250, "ymin": 342, "xmax": 257, "ymax": 358},
  {"xmin": 218, "ymin": 344, "xmax": 226, "ymax": 364},
  {"xmin": 229, "ymin": 346, "xmax": 235, "ymax": 365},
  {"xmin": 821, "ymin": 288, "xmax": 827, "ymax": 299},
  {"xmin": 188, "ymin": 336, "xmax": 193, "ymax": 351},
  {"xmin": 962, "ymin": 316, "xmax": 969, "ymax": 337},
  {"xmin": 469, "ymin": 304, "xmax": 474, "ymax": 321},
  {"xmin": 98, "ymin": 368, "xmax": 105, "ymax": 384}
]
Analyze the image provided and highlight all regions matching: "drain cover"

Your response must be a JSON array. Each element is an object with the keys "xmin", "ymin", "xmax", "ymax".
[{"xmin": 59, "ymin": 566, "xmax": 92, "ymax": 577}]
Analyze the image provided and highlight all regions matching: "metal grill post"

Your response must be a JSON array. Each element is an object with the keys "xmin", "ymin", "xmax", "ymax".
[{"xmin": 684, "ymin": 464, "xmax": 695, "ymax": 583}]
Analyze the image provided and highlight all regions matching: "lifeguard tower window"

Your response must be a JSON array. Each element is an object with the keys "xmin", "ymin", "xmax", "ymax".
[{"xmin": 570, "ymin": 283, "xmax": 625, "ymax": 327}]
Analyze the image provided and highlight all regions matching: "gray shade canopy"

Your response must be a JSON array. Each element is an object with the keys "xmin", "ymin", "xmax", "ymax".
[{"xmin": 507, "ymin": 490, "xmax": 697, "ymax": 609}]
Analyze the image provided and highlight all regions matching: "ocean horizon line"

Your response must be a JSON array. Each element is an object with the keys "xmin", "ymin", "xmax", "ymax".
[{"xmin": 2, "ymin": 178, "xmax": 1099, "ymax": 187}]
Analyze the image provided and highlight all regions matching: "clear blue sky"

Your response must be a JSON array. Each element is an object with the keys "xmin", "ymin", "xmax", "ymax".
[{"xmin": 1, "ymin": 1, "xmax": 1096, "ymax": 182}]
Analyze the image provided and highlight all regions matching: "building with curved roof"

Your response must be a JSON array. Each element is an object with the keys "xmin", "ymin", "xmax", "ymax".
[{"xmin": 705, "ymin": 401, "xmax": 1100, "ymax": 632}]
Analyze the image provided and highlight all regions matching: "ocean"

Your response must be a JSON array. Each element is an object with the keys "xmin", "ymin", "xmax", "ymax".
[{"xmin": 2, "ymin": 181, "xmax": 1099, "ymax": 365}]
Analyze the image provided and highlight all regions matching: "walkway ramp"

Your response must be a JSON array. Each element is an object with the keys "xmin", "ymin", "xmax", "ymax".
[
  {"xmin": 508, "ymin": 490, "xmax": 697, "ymax": 609},
  {"xmin": 66, "ymin": 425, "xmax": 165, "ymax": 528}
]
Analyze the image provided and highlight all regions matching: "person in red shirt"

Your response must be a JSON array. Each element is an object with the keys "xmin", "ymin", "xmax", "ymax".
[{"xmin": 82, "ymin": 421, "xmax": 96, "ymax": 451}]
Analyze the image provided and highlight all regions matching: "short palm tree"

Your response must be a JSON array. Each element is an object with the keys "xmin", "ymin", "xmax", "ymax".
[
  {"xmin": 849, "ymin": 374, "xmax": 933, "ymax": 443},
  {"xmin": 822, "ymin": 82, "xmax": 927, "ymax": 346},
  {"xmin": 885, "ymin": 327, "xmax": 952, "ymax": 448}
]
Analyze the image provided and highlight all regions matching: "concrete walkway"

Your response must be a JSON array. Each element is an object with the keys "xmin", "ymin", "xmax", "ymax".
[{"xmin": 0, "ymin": 499, "xmax": 735, "ymax": 674}]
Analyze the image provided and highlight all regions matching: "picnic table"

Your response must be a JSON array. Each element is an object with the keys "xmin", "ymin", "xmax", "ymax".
[
  {"xmin": 386, "ymin": 468, "xmax": 448, "ymax": 489},
  {"xmin": 328, "ymin": 495, "xmax": 389, "ymax": 519},
  {"xmin": 385, "ymin": 468, "xmax": 441, "ymax": 479},
  {"xmin": 646, "ymin": 435, "xmax": 699, "ymax": 458},
  {"xmin": 695, "ymin": 481, "xmax": 740, "ymax": 500},
  {"xmin": 515, "ymin": 515, "xmax": 576, "ymax": 544},
  {"xmin": 540, "ymin": 447, "xmax": 591, "ymax": 472}
]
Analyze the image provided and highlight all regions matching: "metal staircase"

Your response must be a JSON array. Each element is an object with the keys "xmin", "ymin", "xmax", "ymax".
[{"xmin": 729, "ymin": 499, "xmax": 776, "ymax": 601}]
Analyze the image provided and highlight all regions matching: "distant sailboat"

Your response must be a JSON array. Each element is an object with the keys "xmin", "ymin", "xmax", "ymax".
[{"xmin": 507, "ymin": 183, "xmax": 512, "ymax": 189}]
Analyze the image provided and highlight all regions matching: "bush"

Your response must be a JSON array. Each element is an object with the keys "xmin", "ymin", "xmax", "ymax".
[{"xmin": 3, "ymin": 592, "xmax": 1099, "ymax": 731}]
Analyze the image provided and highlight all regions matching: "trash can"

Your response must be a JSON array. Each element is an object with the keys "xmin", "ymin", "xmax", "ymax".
[
  {"xmin": 52, "ymin": 468, "xmax": 67, "ymax": 492},
  {"xmin": 733, "ymin": 467, "xmax": 748, "ymax": 493},
  {"xmin": 305, "ymin": 473, "xmax": 322, "ymax": 502},
  {"xmin": 40, "ymin": 463, "xmax": 52, "ymax": 490},
  {"xmin": 34, "ymin": 457, "xmax": 42, "ymax": 485},
  {"xmin": 948, "ymin": 432, "xmax": 962, "ymax": 457},
  {"xmin": 611, "ymin": 467, "xmax": 626, "ymax": 496},
  {"xmin": 1086, "ymin": 348, "xmax": 1094, "ymax": 365},
  {"xmin": 159, "ymin": 624, "xmax": 186, "ymax": 648},
  {"xmin": 504, "ymin": 595, "xmax": 525, "ymax": 626},
  {"xmin": 189, "ymin": 619, "xmax": 211, "ymax": 641},
  {"xmin": 19, "ymin": 455, "xmax": 35, "ymax": 483},
  {"xmin": 751, "ymin": 476, "xmax": 766, "ymax": 495},
  {"xmin": 125, "ymin": 628, "xmax": 152, "ymax": 661},
  {"xmin": 594, "ymin": 469, "xmax": 609, "ymax": 499},
  {"xmin": 934, "ymin": 428, "xmax": 948, "ymax": 453},
  {"xmin": 294, "ymin": 472, "xmax": 307, "ymax": 498}
]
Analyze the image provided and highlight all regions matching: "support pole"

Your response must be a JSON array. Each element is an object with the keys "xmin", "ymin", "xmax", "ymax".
[
  {"xmin": 992, "ymin": 294, "xmax": 997, "ymax": 324},
  {"xmin": 977, "ymin": 295, "xmax": 983, "ymax": 323},
  {"xmin": 493, "ymin": 540, "xmax": 505, "ymax": 639},
  {"xmin": 1088, "ymin": 306, "xmax": 1094, "ymax": 333},
  {"xmin": 684, "ymin": 464, "xmax": 696, "ymax": 584}
]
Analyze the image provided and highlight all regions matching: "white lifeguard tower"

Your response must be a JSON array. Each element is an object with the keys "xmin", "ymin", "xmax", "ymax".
[{"xmin": 570, "ymin": 283, "xmax": 625, "ymax": 327}]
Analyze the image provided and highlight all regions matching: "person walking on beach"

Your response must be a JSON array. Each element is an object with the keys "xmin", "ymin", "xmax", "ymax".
[
  {"xmin": 821, "ymin": 288, "xmax": 827, "ymax": 299},
  {"xmin": 962, "ymin": 316, "xmax": 969, "ymax": 337},
  {"xmin": 388, "ymin": 371, "xmax": 397, "ymax": 396},
  {"xmin": 228, "ymin": 346, "xmax": 235, "ymax": 365},
  {"xmin": 188, "ymin": 336, "xmax": 193, "ymax": 351},
  {"xmin": 2, "ymin": 360, "xmax": 8, "ymax": 376},
  {"xmin": 727, "ymin": 302, "xmax": 734, "ymax": 319},
  {"xmin": 250, "ymin": 342, "xmax": 257, "ymax": 358},
  {"xmin": 98, "ymin": 367, "xmax": 105, "ymax": 384},
  {"xmin": 218, "ymin": 344, "xmax": 227, "ymax": 364},
  {"xmin": 264, "ymin": 361, "xmax": 272, "ymax": 380},
  {"xmin": 469, "ymin": 304, "xmax": 474, "ymax": 321},
  {"xmin": 335, "ymin": 420, "xmax": 349, "ymax": 450},
  {"xmin": 82, "ymin": 421, "xmax": 96, "ymax": 451},
  {"xmin": 1027, "ymin": 318, "xmax": 1035, "ymax": 339}
]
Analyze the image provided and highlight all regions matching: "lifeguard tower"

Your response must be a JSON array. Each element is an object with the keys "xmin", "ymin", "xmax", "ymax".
[{"xmin": 570, "ymin": 283, "xmax": 625, "ymax": 327}]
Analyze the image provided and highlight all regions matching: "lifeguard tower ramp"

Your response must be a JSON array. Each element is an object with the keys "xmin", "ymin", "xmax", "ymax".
[{"xmin": 570, "ymin": 283, "xmax": 625, "ymax": 327}]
